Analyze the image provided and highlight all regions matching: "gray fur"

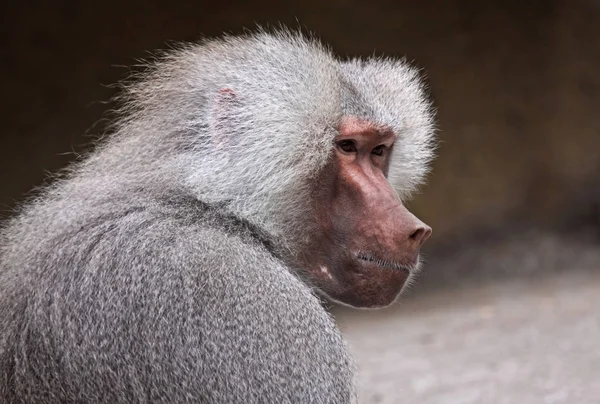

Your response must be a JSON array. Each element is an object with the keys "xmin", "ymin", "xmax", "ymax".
[{"xmin": 0, "ymin": 30, "xmax": 435, "ymax": 403}]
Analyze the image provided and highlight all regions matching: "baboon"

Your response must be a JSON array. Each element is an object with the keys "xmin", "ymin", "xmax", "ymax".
[{"xmin": 0, "ymin": 30, "xmax": 435, "ymax": 403}]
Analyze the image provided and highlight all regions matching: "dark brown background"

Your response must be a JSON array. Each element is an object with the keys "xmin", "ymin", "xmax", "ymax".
[{"xmin": 2, "ymin": 0, "xmax": 599, "ymax": 255}]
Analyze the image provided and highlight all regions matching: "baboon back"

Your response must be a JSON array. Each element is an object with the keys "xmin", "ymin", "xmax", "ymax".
[{"xmin": 0, "ymin": 192, "xmax": 354, "ymax": 403}]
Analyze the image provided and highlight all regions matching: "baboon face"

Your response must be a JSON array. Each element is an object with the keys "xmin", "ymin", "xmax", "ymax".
[{"xmin": 305, "ymin": 116, "xmax": 431, "ymax": 308}]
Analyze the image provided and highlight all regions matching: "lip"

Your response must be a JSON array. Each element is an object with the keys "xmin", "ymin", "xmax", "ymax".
[{"xmin": 356, "ymin": 252, "xmax": 413, "ymax": 273}]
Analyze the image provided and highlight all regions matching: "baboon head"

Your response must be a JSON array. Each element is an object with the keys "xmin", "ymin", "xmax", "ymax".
[{"xmin": 130, "ymin": 31, "xmax": 436, "ymax": 308}]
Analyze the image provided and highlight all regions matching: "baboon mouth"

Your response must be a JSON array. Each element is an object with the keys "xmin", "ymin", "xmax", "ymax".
[{"xmin": 356, "ymin": 253, "xmax": 411, "ymax": 273}]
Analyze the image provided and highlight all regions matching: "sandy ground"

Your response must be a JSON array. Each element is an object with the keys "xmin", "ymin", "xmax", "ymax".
[{"xmin": 335, "ymin": 268, "xmax": 600, "ymax": 404}]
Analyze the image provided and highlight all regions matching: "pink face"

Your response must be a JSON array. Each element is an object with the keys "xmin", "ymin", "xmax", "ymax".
[{"xmin": 303, "ymin": 116, "xmax": 432, "ymax": 308}]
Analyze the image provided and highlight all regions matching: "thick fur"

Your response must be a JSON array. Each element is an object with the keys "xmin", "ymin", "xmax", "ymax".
[{"xmin": 0, "ymin": 30, "xmax": 435, "ymax": 403}]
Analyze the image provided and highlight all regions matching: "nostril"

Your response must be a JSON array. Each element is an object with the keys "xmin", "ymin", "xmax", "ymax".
[{"xmin": 409, "ymin": 226, "xmax": 432, "ymax": 246}]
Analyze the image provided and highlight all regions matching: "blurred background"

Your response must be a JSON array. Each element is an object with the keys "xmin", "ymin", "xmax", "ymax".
[{"xmin": 2, "ymin": 1, "xmax": 599, "ymax": 402}]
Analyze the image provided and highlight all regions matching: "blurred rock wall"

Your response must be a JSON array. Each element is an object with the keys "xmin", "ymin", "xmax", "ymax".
[{"xmin": 2, "ymin": 0, "xmax": 599, "ymax": 248}]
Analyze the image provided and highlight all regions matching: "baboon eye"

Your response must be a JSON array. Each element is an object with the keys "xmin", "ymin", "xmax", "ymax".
[
  {"xmin": 371, "ymin": 145, "xmax": 386, "ymax": 156},
  {"xmin": 337, "ymin": 140, "xmax": 357, "ymax": 153}
]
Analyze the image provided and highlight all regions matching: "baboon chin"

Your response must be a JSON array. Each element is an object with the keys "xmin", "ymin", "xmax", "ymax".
[{"xmin": 0, "ymin": 29, "xmax": 435, "ymax": 403}]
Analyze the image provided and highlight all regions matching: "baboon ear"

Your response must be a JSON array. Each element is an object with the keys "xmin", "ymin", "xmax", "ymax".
[{"xmin": 209, "ymin": 88, "xmax": 240, "ymax": 148}]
